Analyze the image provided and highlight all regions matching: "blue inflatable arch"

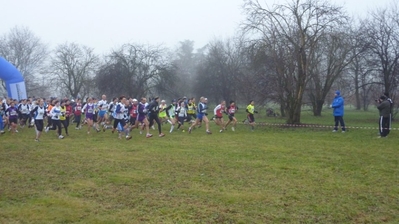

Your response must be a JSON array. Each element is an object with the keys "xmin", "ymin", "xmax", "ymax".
[{"xmin": 0, "ymin": 57, "xmax": 27, "ymax": 100}]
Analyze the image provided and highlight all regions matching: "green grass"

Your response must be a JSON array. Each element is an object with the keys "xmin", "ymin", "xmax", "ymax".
[{"xmin": 0, "ymin": 108, "xmax": 398, "ymax": 223}]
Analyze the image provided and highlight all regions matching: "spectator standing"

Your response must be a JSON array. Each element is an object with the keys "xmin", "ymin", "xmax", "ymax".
[{"xmin": 331, "ymin": 90, "xmax": 346, "ymax": 133}]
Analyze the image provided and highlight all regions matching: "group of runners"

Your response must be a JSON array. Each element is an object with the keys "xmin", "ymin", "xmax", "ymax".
[{"xmin": 0, "ymin": 95, "xmax": 258, "ymax": 141}]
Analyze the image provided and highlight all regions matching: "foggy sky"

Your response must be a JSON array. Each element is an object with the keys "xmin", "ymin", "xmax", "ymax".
[{"xmin": 0, "ymin": 0, "xmax": 394, "ymax": 54}]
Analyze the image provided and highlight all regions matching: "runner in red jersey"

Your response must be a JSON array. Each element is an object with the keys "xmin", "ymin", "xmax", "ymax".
[
  {"xmin": 224, "ymin": 100, "xmax": 238, "ymax": 131},
  {"xmin": 213, "ymin": 100, "xmax": 227, "ymax": 133},
  {"xmin": 129, "ymin": 99, "xmax": 139, "ymax": 131}
]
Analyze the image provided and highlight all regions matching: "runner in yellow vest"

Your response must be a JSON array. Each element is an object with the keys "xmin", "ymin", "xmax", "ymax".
[
  {"xmin": 246, "ymin": 100, "xmax": 258, "ymax": 131},
  {"xmin": 60, "ymin": 100, "xmax": 69, "ymax": 136},
  {"xmin": 158, "ymin": 100, "xmax": 168, "ymax": 124},
  {"xmin": 187, "ymin": 97, "xmax": 197, "ymax": 124}
]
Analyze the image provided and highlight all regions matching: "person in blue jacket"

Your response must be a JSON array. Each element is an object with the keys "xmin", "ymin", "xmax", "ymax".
[{"xmin": 330, "ymin": 90, "xmax": 346, "ymax": 133}]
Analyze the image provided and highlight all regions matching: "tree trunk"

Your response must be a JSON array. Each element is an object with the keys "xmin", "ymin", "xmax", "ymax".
[
  {"xmin": 279, "ymin": 100, "xmax": 286, "ymax": 117},
  {"xmin": 313, "ymin": 100, "xmax": 324, "ymax": 116},
  {"xmin": 355, "ymin": 87, "xmax": 361, "ymax": 110},
  {"xmin": 287, "ymin": 91, "xmax": 304, "ymax": 124},
  {"xmin": 287, "ymin": 47, "xmax": 306, "ymax": 124},
  {"xmin": 287, "ymin": 101, "xmax": 302, "ymax": 124}
]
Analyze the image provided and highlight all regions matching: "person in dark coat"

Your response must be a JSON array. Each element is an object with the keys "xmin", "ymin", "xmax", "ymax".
[
  {"xmin": 383, "ymin": 92, "xmax": 393, "ymax": 136},
  {"xmin": 377, "ymin": 95, "xmax": 391, "ymax": 138}
]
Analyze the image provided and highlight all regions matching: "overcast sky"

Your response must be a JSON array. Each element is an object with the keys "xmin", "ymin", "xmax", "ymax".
[{"xmin": 0, "ymin": 0, "xmax": 394, "ymax": 54}]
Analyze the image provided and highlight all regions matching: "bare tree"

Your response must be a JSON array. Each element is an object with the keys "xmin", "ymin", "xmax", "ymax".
[
  {"xmin": 307, "ymin": 27, "xmax": 358, "ymax": 116},
  {"xmin": 96, "ymin": 44, "xmax": 175, "ymax": 98},
  {"xmin": 236, "ymin": 37, "xmax": 290, "ymax": 114},
  {"xmin": 194, "ymin": 39, "xmax": 244, "ymax": 104},
  {"xmin": 0, "ymin": 26, "xmax": 48, "ymax": 94},
  {"xmin": 347, "ymin": 24, "xmax": 379, "ymax": 111},
  {"xmin": 361, "ymin": 3, "xmax": 399, "ymax": 98},
  {"xmin": 243, "ymin": 0, "xmax": 348, "ymax": 124},
  {"xmin": 170, "ymin": 40, "xmax": 198, "ymax": 97},
  {"xmin": 50, "ymin": 42, "xmax": 99, "ymax": 99}
]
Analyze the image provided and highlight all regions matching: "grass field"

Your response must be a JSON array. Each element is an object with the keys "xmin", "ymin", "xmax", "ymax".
[{"xmin": 0, "ymin": 108, "xmax": 398, "ymax": 223}]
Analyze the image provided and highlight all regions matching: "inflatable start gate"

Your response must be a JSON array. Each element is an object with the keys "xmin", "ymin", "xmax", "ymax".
[{"xmin": 0, "ymin": 57, "xmax": 27, "ymax": 100}]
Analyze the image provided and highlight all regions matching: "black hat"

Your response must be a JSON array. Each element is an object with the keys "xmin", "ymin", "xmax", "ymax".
[{"xmin": 380, "ymin": 95, "xmax": 387, "ymax": 100}]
